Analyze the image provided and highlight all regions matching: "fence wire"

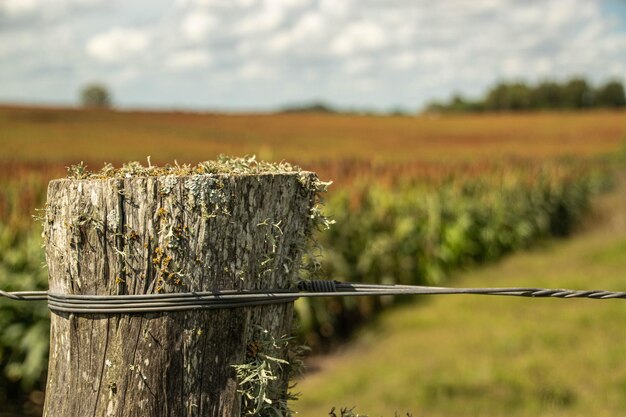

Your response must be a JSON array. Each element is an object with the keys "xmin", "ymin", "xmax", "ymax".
[{"xmin": 2, "ymin": 280, "xmax": 626, "ymax": 314}]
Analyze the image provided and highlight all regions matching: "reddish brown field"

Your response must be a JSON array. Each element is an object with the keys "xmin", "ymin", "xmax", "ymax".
[{"xmin": 1, "ymin": 106, "xmax": 624, "ymax": 169}]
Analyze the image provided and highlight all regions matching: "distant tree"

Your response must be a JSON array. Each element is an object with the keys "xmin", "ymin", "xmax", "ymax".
[
  {"xmin": 563, "ymin": 78, "xmax": 593, "ymax": 109},
  {"xmin": 532, "ymin": 80, "xmax": 564, "ymax": 109},
  {"xmin": 388, "ymin": 106, "xmax": 411, "ymax": 116},
  {"xmin": 280, "ymin": 101, "xmax": 336, "ymax": 114},
  {"xmin": 449, "ymin": 94, "xmax": 467, "ymax": 111},
  {"xmin": 424, "ymin": 101, "xmax": 446, "ymax": 114},
  {"xmin": 485, "ymin": 82, "xmax": 533, "ymax": 110},
  {"xmin": 80, "ymin": 83, "xmax": 112, "ymax": 108},
  {"xmin": 595, "ymin": 81, "xmax": 626, "ymax": 108}
]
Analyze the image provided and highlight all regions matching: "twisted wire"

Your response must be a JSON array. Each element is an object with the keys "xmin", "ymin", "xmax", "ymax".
[
  {"xmin": 2, "ymin": 281, "xmax": 626, "ymax": 314},
  {"xmin": 0, "ymin": 290, "xmax": 48, "ymax": 301},
  {"xmin": 297, "ymin": 280, "xmax": 337, "ymax": 292}
]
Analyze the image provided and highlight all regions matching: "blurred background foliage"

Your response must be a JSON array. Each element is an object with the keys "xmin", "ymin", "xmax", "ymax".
[
  {"xmin": 426, "ymin": 77, "xmax": 626, "ymax": 113},
  {"xmin": 0, "ymin": 105, "xmax": 624, "ymax": 414},
  {"xmin": 0, "ymin": 165, "xmax": 58, "ymax": 415},
  {"xmin": 298, "ymin": 161, "xmax": 611, "ymax": 348}
]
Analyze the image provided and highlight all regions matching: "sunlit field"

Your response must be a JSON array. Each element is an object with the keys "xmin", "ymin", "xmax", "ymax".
[
  {"xmin": 295, "ymin": 175, "xmax": 626, "ymax": 417},
  {"xmin": 0, "ymin": 105, "xmax": 625, "ymax": 416},
  {"xmin": 1, "ymin": 106, "xmax": 625, "ymax": 166}
]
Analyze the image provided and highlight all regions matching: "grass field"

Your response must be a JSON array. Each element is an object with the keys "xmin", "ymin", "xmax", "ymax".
[
  {"xmin": 1, "ymin": 105, "xmax": 626, "ymax": 415},
  {"xmin": 294, "ymin": 174, "xmax": 626, "ymax": 417}
]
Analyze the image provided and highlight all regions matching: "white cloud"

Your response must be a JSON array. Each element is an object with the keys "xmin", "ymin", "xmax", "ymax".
[
  {"xmin": 181, "ymin": 11, "xmax": 217, "ymax": 42},
  {"xmin": 0, "ymin": 0, "xmax": 104, "ymax": 19},
  {"xmin": 166, "ymin": 50, "xmax": 211, "ymax": 70},
  {"xmin": 177, "ymin": 0, "xmax": 257, "ymax": 7},
  {"xmin": 319, "ymin": 0, "xmax": 351, "ymax": 17},
  {"xmin": 331, "ymin": 21, "xmax": 388, "ymax": 56},
  {"xmin": 239, "ymin": 62, "xmax": 274, "ymax": 80},
  {"xmin": 267, "ymin": 32, "xmax": 292, "ymax": 53},
  {"xmin": 388, "ymin": 52, "xmax": 416, "ymax": 70},
  {"xmin": 344, "ymin": 58, "xmax": 373, "ymax": 75},
  {"xmin": 266, "ymin": 0, "xmax": 308, "ymax": 8},
  {"xmin": 236, "ymin": 4, "xmax": 284, "ymax": 34},
  {"xmin": 296, "ymin": 12, "xmax": 324, "ymax": 37},
  {"xmin": 0, "ymin": 0, "xmax": 39, "ymax": 17},
  {"xmin": 86, "ymin": 27, "xmax": 150, "ymax": 63},
  {"xmin": 267, "ymin": 11, "xmax": 325, "ymax": 53},
  {"xmin": 420, "ymin": 49, "xmax": 449, "ymax": 66}
]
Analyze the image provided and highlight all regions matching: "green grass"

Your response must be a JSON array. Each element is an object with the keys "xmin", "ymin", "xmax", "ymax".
[{"xmin": 294, "ymin": 172, "xmax": 626, "ymax": 417}]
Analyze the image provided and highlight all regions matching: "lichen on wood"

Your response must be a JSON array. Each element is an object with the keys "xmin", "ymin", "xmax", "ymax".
[
  {"xmin": 43, "ymin": 156, "xmax": 328, "ymax": 417},
  {"xmin": 65, "ymin": 155, "xmax": 304, "ymax": 180}
]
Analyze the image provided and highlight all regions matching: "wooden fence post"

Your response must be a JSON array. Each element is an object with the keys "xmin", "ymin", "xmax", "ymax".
[{"xmin": 41, "ymin": 165, "xmax": 318, "ymax": 417}]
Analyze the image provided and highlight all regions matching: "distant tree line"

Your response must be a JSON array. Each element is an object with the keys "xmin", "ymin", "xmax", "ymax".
[
  {"xmin": 279, "ymin": 101, "xmax": 414, "ymax": 116},
  {"xmin": 426, "ymin": 78, "xmax": 626, "ymax": 113},
  {"xmin": 279, "ymin": 101, "xmax": 337, "ymax": 114}
]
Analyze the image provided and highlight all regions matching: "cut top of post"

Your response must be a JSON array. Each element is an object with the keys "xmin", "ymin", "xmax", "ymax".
[
  {"xmin": 44, "ymin": 156, "xmax": 329, "ymax": 297},
  {"xmin": 64, "ymin": 156, "xmax": 314, "ymax": 180}
]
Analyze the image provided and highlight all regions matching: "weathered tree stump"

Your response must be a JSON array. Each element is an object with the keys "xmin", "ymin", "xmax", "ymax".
[{"xmin": 42, "ymin": 162, "xmax": 319, "ymax": 417}]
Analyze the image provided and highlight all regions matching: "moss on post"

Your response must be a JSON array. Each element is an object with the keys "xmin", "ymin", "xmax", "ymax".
[{"xmin": 42, "ymin": 156, "xmax": 325, "ymax": 417}]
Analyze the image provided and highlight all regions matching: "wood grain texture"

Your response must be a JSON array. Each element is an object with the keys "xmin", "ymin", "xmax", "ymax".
[{"xmin": 42, "ymin": 172, "xmax": 317, "ymax": 417}]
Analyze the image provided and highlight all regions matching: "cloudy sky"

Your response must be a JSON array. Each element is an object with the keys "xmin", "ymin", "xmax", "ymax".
[{"xmin": 1, "ymin": 0, "xmax": 625, "ymax": 111}]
